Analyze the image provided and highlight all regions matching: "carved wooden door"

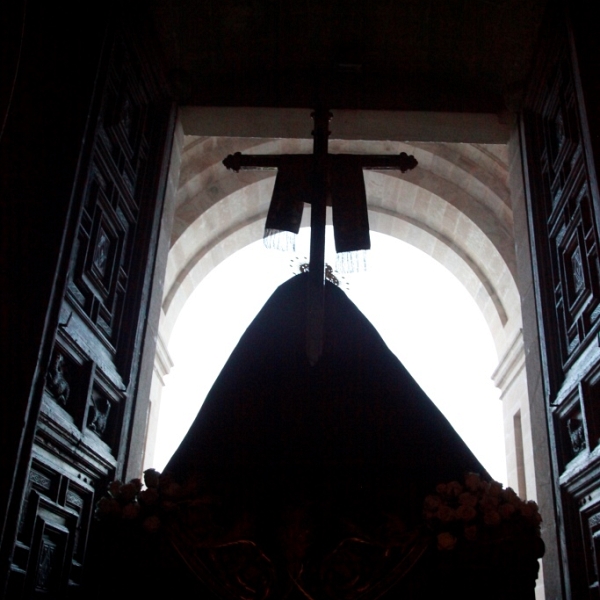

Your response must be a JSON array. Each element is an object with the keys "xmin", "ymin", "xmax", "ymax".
[
  {"xmin": 3, "ymin": 19, "xmax": 174, "ymax": 598},
  {"xmin": 522, "ymin": 8, "xmax": 600, "ymax": 597}
]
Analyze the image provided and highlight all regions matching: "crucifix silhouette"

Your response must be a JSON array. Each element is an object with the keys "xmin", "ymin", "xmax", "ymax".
[{"xmin": 223, "ymin": 109, "xmax": 418, "ymax": 365}]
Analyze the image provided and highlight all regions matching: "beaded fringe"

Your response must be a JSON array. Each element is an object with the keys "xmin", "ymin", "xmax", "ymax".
[
  {"xmin": 263, "ymin": 228, "xmax": 297, "ymax": 252},
  {"xmin": 335, "ymin": 249, "xmax": 368, "ymax": 273}
]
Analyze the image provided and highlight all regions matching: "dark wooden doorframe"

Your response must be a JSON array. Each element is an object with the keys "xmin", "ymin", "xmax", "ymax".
[
  {"xmin": 0, "ymin": 5, "xmax": 176, "ymax": 596},
  {"xmin": 9, "ymin": 3, "xmax": 600, "ymax": 597},
  {"xmin": 521, "ymin": 3, "xmax": 600, "ymax": 596}
]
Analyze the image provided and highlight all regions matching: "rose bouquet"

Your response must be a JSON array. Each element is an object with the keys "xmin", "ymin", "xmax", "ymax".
[
  {"xmin": 95, "ymin": 468, "xmax": 183, "ymax": 534},
  {"xmin": 423, "ymin": 472, "xmax": 543, "ymax": 563}
]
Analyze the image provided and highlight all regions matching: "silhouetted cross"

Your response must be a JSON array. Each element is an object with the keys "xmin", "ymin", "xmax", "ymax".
[{"xmin": 223, "ymin": 109, "xmax": 417, "ymax": 364}]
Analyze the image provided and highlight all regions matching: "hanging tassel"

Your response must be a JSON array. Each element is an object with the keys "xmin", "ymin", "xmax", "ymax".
[{"xmin": 263, "ymin": 228, "xmax": 297, "ymax": 252}]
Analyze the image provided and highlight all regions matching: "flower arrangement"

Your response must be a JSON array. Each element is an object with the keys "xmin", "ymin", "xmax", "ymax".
[
  {"xmin": 95, "ymin": 469, "xmax": 182, "ymax": 534},
  {"xmin": 423, "ymin": 473, "xmax": 542, "ymax": 553},
  {"xmin": 93, "ymin": 470, "xmax": 544, "ymax": 596}
]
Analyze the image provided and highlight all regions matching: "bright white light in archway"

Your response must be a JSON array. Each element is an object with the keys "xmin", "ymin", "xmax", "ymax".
[{"xmin": 154, "ymin": 228, "xmax": 505, "ymax": 483}]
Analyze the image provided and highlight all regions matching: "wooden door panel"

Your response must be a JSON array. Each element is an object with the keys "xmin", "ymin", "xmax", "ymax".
[
  {"xmin": 5, "ymin": 17, "xmax": 174, "ymax": 597},
  {"xmin": 7, "ymin": 456, "xmax": 95, "ymax": 598},
  {"xmin": 522, "ymin": 9, "xmax": 600, "ymax": 597}
]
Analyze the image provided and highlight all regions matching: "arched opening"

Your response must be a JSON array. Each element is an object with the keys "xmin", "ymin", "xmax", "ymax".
[
  {"xmin": 152, "ymin": 226, "xmax": 505, "ymax": 482},
  {"xmin": 143, "ymin": 120, "xmax": 533, "ymax": 523}
]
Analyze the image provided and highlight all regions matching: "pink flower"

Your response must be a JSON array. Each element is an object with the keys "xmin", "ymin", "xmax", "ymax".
[
  {"xmin": 480, "ymin": 495, "xmax": 500, "ymax": 511},
  {"xmin": 142, "ymin": 515, "xmax": 161, "ymax": 533},
  {"xmin": 498, "ymin": 503, "xmax": 516, "ymax": 520},
  {"xmin": 464, "ymin": 525, "xmax": 478, "ymax": 541},
  {"xmin": 130, "ymin": 478, "xmax": 143, "ymax": 493},
  {"xmin": 483, "ymin": 510, "xmax": 501, "ymax": 526},
  {"xmin": 161, "ymin": 482, "xmax": 182, "ymax": 500},
  {"xmin": 144, "ymin": 469, "xmax": 160, "ymax": 489},
  {"xmin": 527, "ymin": 500, "xmax": 542, "ymax": 524},
  {"xmin": 502, "ymin": 486, "xmax": 519, "ymax": 504},
  {"xmin": 456, "ymin": 505, "xmax": 477, "ymax": 521},
  {"xmin": 108, "ymin": 480, "xmax": 122, "ymax": 498},
  {"xmin": 161, "ymin": 500, "xmax": 178, "ymax": 513},
  {"xmin": 458, "ymin": 492, "xmax": 477, "ymax": 507},
  {"xmin": 158, "ymin": 472, "xmax": 174, "ymax": 488},
  {"xmin": 488, "ymin": 481, "xmax": 503, "ymax": 497},
  {"xmin": 424, "ymin": 495, "xmax": 442, "ymax": 511},
  {"xmin": 437, "ymin": 505, "xmax": 456, "ymax": 522},
  {"xmin": 520, "ymin": 500, "xmax": 542, "ymax": 524},
  {"xmin": 97, "ymin": 496, "xmax": 122, "ymax": 518},
  {"xmin": 437, "ymin": 532, "xmax": 457, "ymax": 550},
  {"xmin": 122, "ymin": 502, "xmax": 141, "ymax": 520},
  {"xmin": 519, "ymin": 503, "xmax": 534, "ymax": 518},
  {"xmin": 119, "ymin": 483, "xmax": 137, "ymax": 503},
  {"xmin": 465, "ymin": 473, "xmax": 482, "ymax": 492},
  {"xmin": 139, "ymin": 488, "xmax": 159, "ymax": 506},
  {"xmin": 446, "ymin": 481, "xmax": 463, "ymax": 497}
]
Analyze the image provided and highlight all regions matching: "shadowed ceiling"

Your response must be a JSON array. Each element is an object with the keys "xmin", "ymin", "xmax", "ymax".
[{"xmin": 150, "ymin": 0, "xmax": 548, "ymax": 113}]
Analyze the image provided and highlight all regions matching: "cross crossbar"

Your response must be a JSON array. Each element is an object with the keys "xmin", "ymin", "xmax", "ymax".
[{"xmin": 223, "ymin": 110, "xmax": 417, "ymax": 364}]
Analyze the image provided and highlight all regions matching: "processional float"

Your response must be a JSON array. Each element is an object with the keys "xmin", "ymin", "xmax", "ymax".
[{"xmin": 92, "ymin": 111, "xmax": 543, "ymax": 600}]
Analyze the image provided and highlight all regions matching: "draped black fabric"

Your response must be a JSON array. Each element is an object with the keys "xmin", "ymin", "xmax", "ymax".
[
  {"xmin": 166, "ymin": 273, "xmax": 486, "ymax": 510},
  {"xmin": 263, "ymin": 155, "xmax": 371, "ymax": 257},
  {"xmin": 264, "ymin": 156, "xmax": 311, "ymax": 235},
  {"xmin": 329, "ymin": 156, "xmax": 371, "ymax": 255},
  {"xmin": 157, "ymin": 276, "xmax": 545, "ymax": 600}
]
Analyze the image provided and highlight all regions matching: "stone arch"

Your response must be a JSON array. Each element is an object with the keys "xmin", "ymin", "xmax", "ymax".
[
  {"xmin": 143, "ymin": 118, "xmax": 536, "ymax": 585},
  {"xmin": 161, "ymin": 136, "xmax": 520, "ymax": 361}
]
